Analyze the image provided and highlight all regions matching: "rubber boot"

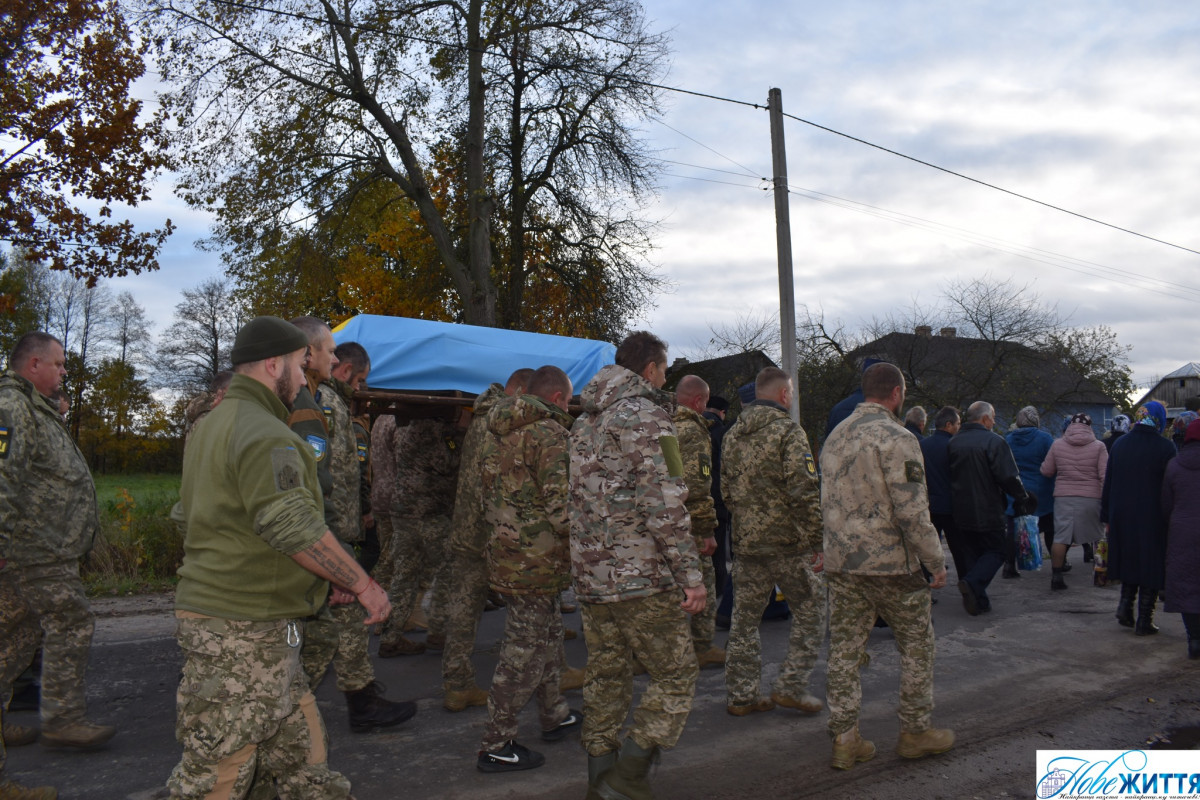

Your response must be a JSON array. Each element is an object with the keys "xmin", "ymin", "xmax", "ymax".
[
  {"xmin": 586, "ymin": 752, "xmax": 618, "ymax": 800},
  {"xmin": 1082, "ymin": 542, "xmax": 1094, "ymax": 563},
  {"xmin": 1135, "ymin": 588, "xmax": 1159, "ymax": 636},
  {"xmin": 345, "ymin": 682, "xmax": 417, "ymax": 732},
  {"xmin": 1116, "ymin": 584, "xmax": 1137, "ymax": 628},
  {"xmin": 1050, "ymin": 568, "xmax": 1068, "ymax": 591},
  {"xmin": 595, "ymin": 738, "xmax": 657, "ymax": 800}
]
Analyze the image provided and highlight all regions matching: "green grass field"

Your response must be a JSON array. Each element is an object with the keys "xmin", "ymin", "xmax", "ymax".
[{"xmin": 85, "ymin": 473, "xmax": 183, "ymax": 596}]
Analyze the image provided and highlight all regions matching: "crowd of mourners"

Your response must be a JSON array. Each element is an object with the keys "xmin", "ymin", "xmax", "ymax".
[{"xmin": 2, "ymin": 320, "xmax": 1198, "ymax": 800}]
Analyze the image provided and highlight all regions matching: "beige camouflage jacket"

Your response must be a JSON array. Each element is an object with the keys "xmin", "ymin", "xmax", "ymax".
[
  {"xmin": 568, "ymin": 364, "xmax": 701, "ymax": 604},
  {"xmin": 322, "ymin": 379, "xmax": 362, "ymax": 543},
  {"xmin": 449, "ymin": 384, "xmax": 508, "ymax": 558},
  {"xmin": 391, "ymin": 417, "xmax": 464, "ymax": 518},
  {"xmin": 481, "ymin": 394, "xmax": 572, "ymax": 595},
  {"xmin": 0, "ymin": 371, "xmax": 99, "ymax": 566},
  {"xmin": 673, "ymin": 405, "xmax": 717, "ymax": 543},
  {"xmin": 820, "ymin": 402, "xmax": 945, "ymax": 576},
  {"xmin": 722, "ymin": 401, "xmax": 822, "ymax": 555}
]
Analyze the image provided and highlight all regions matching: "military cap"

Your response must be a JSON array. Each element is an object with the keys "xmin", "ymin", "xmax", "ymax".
[{"xmin": 230, "ymin": 316, "xmax": 310, "ymax": 365}]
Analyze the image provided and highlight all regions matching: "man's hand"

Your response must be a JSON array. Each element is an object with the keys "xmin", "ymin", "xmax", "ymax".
[
  {"xmin": 810, "ymin": 551, "xmax": 824, "ymax": 574},
  {"xmin": 329, "ymin": 587, "xmax": 356, "ymax": 606},
  {"xmin": 929, "ymin": 566, "xmax": 948, "ymax": 590},
  {"xmin": 355, "ymin": 579, "xmax": 391, "ymax": 625},
  {"xmin": 681, "ymin": 585, "xmax": 707, "ymax": 615},
  {"xmin": 362, "ymin": 512, "xmax": 374, "ymax": 529},
  {"xmin": 700, "ymin": 537, "xmax": 717, "ymax": 556}
]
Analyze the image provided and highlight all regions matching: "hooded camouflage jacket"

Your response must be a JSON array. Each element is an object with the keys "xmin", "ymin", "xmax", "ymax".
[
  {"xmin": 321, "ymin": 378, "xmax": 362, "ymax": 543},
  {"xmin": 820, "ymin": 402, "xmax": 945, "ymax": 576},
  {"xmin": 391, "ymin": 417, "xmax": 464, "ymax": 518},
  {"xmin": 568, "ymin": 364, "xmax": 701, "ymax": 604},
  {"xmin": 722, "ymin": 400, "xmax": 822, "ymax": 555},
  {"xmin": 481, "ymin": 394, "xmax": 572, "ymax": 595},
  {"xmin": 0, "ymin": 370, "xmax": 99, "ymax": 566},
  {"xmin": 673, "ymin": 405, "xmax": 717, "ymax": 542},
  {"xmin": 450, "ymin": 383, "xmax": 509, "ymax": 557}
]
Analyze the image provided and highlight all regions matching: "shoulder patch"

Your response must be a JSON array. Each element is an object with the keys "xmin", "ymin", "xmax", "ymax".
[
  {"xmin": 804, "ymin": 453, "xmax": 817, "ymax": 476},
  {"xmin": 321, "ymin": 405, "xmax": 333, "ymax": 426},
  {"xmin": 445, "ymin": 436, "xmax": 457, "ymax": 451},
  {"xmin": 700, "ymin": 453, "xmax": 712, "ymax": 478},
  {"xmin": 0, "ymin": 425, "xmax": 9, "ymax": 459},
  {"xmin": 305, "ymin": 434, "xmax": 328, "ymax": 461},
  {"xmin": 660, "ymin": 434, "xmax": 683, "ymax": 478},
  {"xmin": 356, "ymin": 441, "xmax": 368, "ymax": 463},
  {"xmin": 271, "ymin": 447, "xmax": 304, "ymax": 492},
  {"xmin": 904, "ymin": 459, "xmax": 925, "ymax": 484}
]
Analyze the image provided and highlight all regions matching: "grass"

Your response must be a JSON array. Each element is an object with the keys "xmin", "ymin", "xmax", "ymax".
[{"xmin": 84, "ymin": 473, "xmax": 183, "ymax": 597}]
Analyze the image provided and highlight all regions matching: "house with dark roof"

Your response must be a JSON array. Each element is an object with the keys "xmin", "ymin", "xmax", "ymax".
[
  {"xmin": 849, "ymin": 326, "xmax": 1119, "ymax": 434},
  {"xmin": 1135, "ymin": 362, "xmax": 1200, "ymax": 416},
  {"xmin": 664, "ymin": 350, "xmax": 777, "ymax": 413}
]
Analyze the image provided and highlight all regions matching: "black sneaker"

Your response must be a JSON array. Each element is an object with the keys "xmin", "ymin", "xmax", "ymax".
[
  {"xmin": 541, "ymin": 709, "xmax": 583, "ymax": 742},
  {"xmin": 477, "ymin": 740, "xmax": 545, "ymax": 773}
]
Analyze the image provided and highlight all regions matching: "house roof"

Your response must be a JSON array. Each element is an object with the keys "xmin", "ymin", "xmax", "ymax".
[
  {"xmin": 1162, "ymin": 362, "xmax": 1200, "ymax": 380},
  {"xmin": 664, "ymin": 350, "xmax": 777, "ymax": 405}
]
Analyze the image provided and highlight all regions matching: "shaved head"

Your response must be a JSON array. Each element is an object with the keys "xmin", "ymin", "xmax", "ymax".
[{"xmin": 676, "ymin": 375, "xmax": 710, "ymax": 413}]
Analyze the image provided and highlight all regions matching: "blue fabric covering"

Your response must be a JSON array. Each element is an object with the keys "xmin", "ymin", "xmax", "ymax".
[{"xmin": 332, "ymin": 315, "xmax": 615, "ymax": 393}]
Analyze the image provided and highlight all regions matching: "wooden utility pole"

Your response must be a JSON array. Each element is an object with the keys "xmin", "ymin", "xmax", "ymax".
[{"xmin": 768, "ymin": 88, "xmax": 799, "ymax": 421}]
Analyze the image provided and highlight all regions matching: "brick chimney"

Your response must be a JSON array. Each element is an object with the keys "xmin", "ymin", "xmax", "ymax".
[
  {"xmin": 915, "ymin": 325, "xmax": 933, "ymax": 338},
  {"xmin": 940, "ymin": 327, "xmax": 956, "ymax": 338}
]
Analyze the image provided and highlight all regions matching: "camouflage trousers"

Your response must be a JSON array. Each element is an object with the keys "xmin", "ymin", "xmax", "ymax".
[
  {"xmin": 440, "ymin": 551, "xmax": 490, "ymax": 692},
  {"xmin": 479, "ymin": 593, "xmax": 569, "ymax": 752},
  {"xmin": 372, "ymin": 512, "xmax": 395, "ymax": 591},
  {"xmin": 580, "ymin": 591, "xmax": 698, "ymax": 756},
  {"xmin": 168, "ymin": 614, "xmax": 351, "ymax": 800},
  {"xmin": 0, "ymin": 561, "xmax": 95, "ymax": 744},
  {"xmin": 690, "ymin": 550, "xmax": 718, "ymax": 652},
  {"xmin": 381, "ymin": 514, "xmax": 451, "ymax": 646},
  {"xmin": 301, "ymin": 602, "xmax": 374, "ymax": 693},
  {"xmin": 725, "ymin": 552, "xmax": 825, "ymax": 705},
  {"xmin": 825, "ymin": 572, "xmax": 935, "ymax": 738}
]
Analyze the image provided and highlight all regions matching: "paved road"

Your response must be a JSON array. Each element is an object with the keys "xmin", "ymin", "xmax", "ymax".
[{"xmin": 6, "ymin": 563, "xmax": 1199, "ymax": 799}]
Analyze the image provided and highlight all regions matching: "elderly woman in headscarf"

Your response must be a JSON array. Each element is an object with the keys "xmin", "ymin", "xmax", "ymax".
[
  {"xmin": 1003, "ymin": 405, "xmax": 1055, "ymax": 577},
  {"xmin": 1171, "ymin": 410, "xmax": 1199, "ymax": 452},
  {"xmin": 1104, "ymin": 414, "xmax": 1131, "ymax": 454},
  {"xmin": 1102, "ymin": 401, "xmax": 1177, "ymax": 634},
  {"xmin": 1041, "ymin": 413, "xmax": 1107, "ymax": 591},
  {"xmin": 1162, "ymin": 417, "xmax": 1200, "ymax": 659}
]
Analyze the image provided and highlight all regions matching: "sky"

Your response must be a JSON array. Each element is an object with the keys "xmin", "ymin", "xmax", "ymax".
[{"xmin": 109, "ymin": 0, "xmax": 1200, "ymax": 393}]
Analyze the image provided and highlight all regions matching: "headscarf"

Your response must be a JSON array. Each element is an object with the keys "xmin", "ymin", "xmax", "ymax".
[
  {"xmin": 1015, "ymin": 406, "xmax": 1040, "ymax": 428},
  {"xmin": 1186, "ymin": 418, "xmax": 1200, "ymax": 445},
  {"xmin": 1172, "ymin": 411, "xmax": 1199, "ymax": 438},
  {"xmin": 1135, "ymin": 401, "xmax": 1167, "ymax": 433},
  {"xmin": 1070, "ymin": 412, "xmax": 1092, "ymax": 427},
  {"xmin": 1110, "ymin": 414, "xmax": 1131, "ymax": 434}
]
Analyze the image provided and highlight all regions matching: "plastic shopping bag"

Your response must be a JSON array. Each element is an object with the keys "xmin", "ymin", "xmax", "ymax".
[{"xmin": 1015, "ymin": 514, "xmax": 1043, "ymax": 571}]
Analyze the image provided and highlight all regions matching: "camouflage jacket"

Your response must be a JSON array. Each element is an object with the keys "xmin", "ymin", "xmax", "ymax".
[
  {"xmin": 287, "ymin": 374, "xmax": 332, "ymax": 527},
  {"xmin": 820, "ymin": 402, "xmax": 945, "ymax": 576},
  {"xmin": 721, "ymin": 400, "xmax": 822, "ymax": 555},
  {"xmin": 481, "ymin": 394, "xmax": 572, "ymax": 595},
  {"xmin": 673, "ymin": 405, "xmax": 717, "ymax": 543},
  {"xmin": 0, "ymin": 370, "xmax": 99, "ymax": 566},
  {"xmin": 568, "ymin": 364, "xmax": 701, "ymax": 604},
  {"xmin": 449, "ymin": 384, "xmax": 509, "ymax": 558},
  {"xmin": 321, "ymin": 379, "xmax": 362, "ymax": 543},
  {"xmin": 391, "ymin": 417, "xmax": 464, "ymax": 518},
  {"xmin": 351, "ymin": 412, "xmax": 371, "ymax": 516},
  {"xmin": 370, "ymin": 414, "xmax": 398, "ymax": 515}
]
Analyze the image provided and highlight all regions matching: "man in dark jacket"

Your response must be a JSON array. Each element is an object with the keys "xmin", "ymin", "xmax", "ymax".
[
  {"xmin": 947, "ymin": 401, "xmax": 1034, "ymax": 615},
  {"xmin": 703, "ymin": 396, "xmax": 732, "ymax": 596},
  {"xmin": 920, "ymin": 406, "xmax": 964, "ymax": 577}
]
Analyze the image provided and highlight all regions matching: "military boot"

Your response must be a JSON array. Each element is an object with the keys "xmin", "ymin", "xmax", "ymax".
[
  {"xmin": 378, "ymin": 635, "xmax": 426, "ymax": 657},
  {"xmin": 2, "ymin": 722, "xmax": 38, "ymax": 747},
  {"xmin": 1116, "ymin": 584, "xmax": 1137, "ymax": 627},
  {"xmin": 345, "ymin": 682, "xmax": 417, "ymax": 732},
  {"xmin": 695, "ymin": 646, "xmax": 726, "ymax": 669},
  {"xmin": 0, "ymin": 779, "xmax": 57, "ymax": 800},
  {"xmin": 595, "ymin": 737, "xmax": 658, "ymax": 800},
  {"xmin": 830, "ymin": 728, "xmax": 875, "ymax": 770},
  {"xmin": 443, "ymin": 684, "xmax": 488, "ymax": 712},
  {"xmin": 586, "ymin": 751, "xmax": 618, "ymax": 800},
  {"xmin": 40, "ymin": 720, "xmax": 115, "ymax": 750},
  {"xmin": 1135, "ymin": 589, "xmax": 1160, "ymax": 636},
  {"xmin": 561, "ymin": 666, "xmax": 586, "ymax": 691},
  {"xmin": 896, "ymin": 727, "xmax": 956, "ymax": 759}
]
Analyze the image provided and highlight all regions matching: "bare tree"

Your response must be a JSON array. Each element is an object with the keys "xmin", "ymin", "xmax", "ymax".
[
  {"xmin": 701, "ymin": 311, "xmax": 782, "ymax": 362},
  {"xmin": 157, "ymin": 278, "xmax": 244, "ymax": 390}
]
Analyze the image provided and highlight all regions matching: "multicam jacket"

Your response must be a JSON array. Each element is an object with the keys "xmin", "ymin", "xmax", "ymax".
[
  {"xmin": 450, "ymin": 384, "xmax": 510, "ymax": 557},
  {"xmin": 391, "ymin": 417, "xmax": 464, "ymax": 518},
  {"xmin": 721, "ymin": 400, "xmax": 822, "ymax": 555},
  {"xmin": 568, "ymin": 364, "xmax": 701, "ymax": 604},
  {"xmin": 481, "ymin": 394, "xmax": 572, "ymax": 595},
  {"xmin": 673, "ymin": 404, "xmax": 717, "ymax": 543},
  {"xmin": 321, "ymin": 379, "xmax": 362, "ymax": 543},
  {"xmin": 820, "ymin": 401, "xmax": 945, "ymax": 576},
  {"xmin": 0, "ymin": 370, "xmax": 99, "ymax": 566}
]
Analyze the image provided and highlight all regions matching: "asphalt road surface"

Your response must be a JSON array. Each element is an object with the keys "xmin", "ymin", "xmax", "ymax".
[{"xmin": 6, "ymin": 559, "xmax": 1199, "ymax": 799}]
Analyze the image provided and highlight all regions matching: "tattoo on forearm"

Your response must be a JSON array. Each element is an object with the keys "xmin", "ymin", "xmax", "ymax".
[{"xmin": 307, "ymin": 539, "xmax": 359, "ymax": 587}]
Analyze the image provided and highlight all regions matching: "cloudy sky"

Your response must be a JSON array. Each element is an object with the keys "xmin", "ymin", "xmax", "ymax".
[{"xmin": 117, "ymin": 0, "xmax": 1200, "ymax": 391}]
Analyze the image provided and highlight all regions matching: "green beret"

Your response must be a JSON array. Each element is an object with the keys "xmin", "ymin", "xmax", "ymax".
[{"xmin": 231, "ymin": 316, "xmax": 310, "ymax": 365}]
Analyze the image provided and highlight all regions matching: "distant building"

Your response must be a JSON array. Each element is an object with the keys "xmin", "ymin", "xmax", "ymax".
[
  {"xmin": 665, "ymin": 350, "xmax": 777, "ymax": 416},
  {"xmin": 1135, "ymin": 362, "xmax": 1200, "ymax": 417}
]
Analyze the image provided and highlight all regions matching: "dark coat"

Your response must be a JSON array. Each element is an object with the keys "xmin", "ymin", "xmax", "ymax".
[
  {"xmin": 703, "ymin": 410, "xmax": 730, "ymax": 525},
  {"xmin": 1161, "ymin": 441, "xmax": 1200, "ymax": 613},
  {"xmin": 920, "ymin": 429, "xmax": 954, "ymax": 516},
  {"xmin": 1005, "ymin": 426, "xmax": 1055, "ymax": 516},
  {"xmin": 826, "ymin": 389, "xmax": 863, "ymax": 438},
  {"xmin": 1102, "ymin": 425, "xmax": 1176, "ymax": 589},
  {"xmin": 948, "ymin": 422, "xmax": 1029, "ymax": 533}
]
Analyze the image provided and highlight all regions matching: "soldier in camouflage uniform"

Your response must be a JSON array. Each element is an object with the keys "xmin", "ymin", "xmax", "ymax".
[
  {"xmin": 476, "ymin": 366, "xmax": 582, "ymax": 772},
  {"xmin": 721, "ymin": 367, "xmax": 825, "ymax": 717},
  {"xmin": 378, "ymin": 415, "xmax": 465, "ymax": 657},
  {"xmin": 672, "ymin": 375, "xmax": 724, "ymax": 669},
  {"xmin": 369, "ymin": 414, "xmax": 399, "ymax": 592},
  {"xmin": 168, "ymin": 316, "xmax": 391, "ymax": 799},
  {"xmin": 820, "ymin": 362, "xmax": 953, "ymax": 770},
  {"xmin": 1, "ymin": 332, "xmax": 114, "ymax": 799},
  {"xmin": 569, "ymin": 331, "xmax": 706, "ymax": 800},
  {"xmin": 297, "ymin": 336, "xmax": 413, "ymax": 733},
  {"xmin": 441, "ymin": 369, "xmax": 530, "ymax": 711}
]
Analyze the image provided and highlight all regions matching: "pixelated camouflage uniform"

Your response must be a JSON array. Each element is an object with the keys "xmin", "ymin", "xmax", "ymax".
[
  {"xmin": 287, "ymin": 374, "xmax": 333, "ymax": 515},
  {"xmin": 442, "ymin": 385, "xmax": 510, "ymax": 692},
  {"xmin": 380, "ymin": 418, "xmax": 464, "ymax": 648},
  {"xmin": 820, "ymin": 401, "xmax": 946, "ymax": 738},
  {"xmin": 720, "ymin": 400, "xmax": 825, "ymax": 706},
  {"xmin": 300, "ymin": 380, "xmax": 375, "ymax": 693},
  {"xmin": 569, "ymin": 364, "xmax": 701, "ymax": 756},
  {"xmin": 673, "ymin": 404, "xmax": 720, "ymax": 654},
  {"xmin": 478, "ymin": 394, "xmax": 573, "ymax": 750},
  {"xmin": 369, "ymin": 414, "xmax": 399, "ymax": 589},
  {"xmin": 0, "ymin": 369, "xmax": 101, "ymax": 774}
]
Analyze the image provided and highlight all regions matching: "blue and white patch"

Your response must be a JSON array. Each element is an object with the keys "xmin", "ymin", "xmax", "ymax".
[{"xmin": 305, "ymin": 434, "xmax": 328, "ymax": 461}]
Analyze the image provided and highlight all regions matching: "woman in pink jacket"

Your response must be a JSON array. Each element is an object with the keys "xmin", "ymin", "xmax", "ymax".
[{"xmin": 1041, "ymin": 413, "xmax": 1109, "ymax": 591}]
